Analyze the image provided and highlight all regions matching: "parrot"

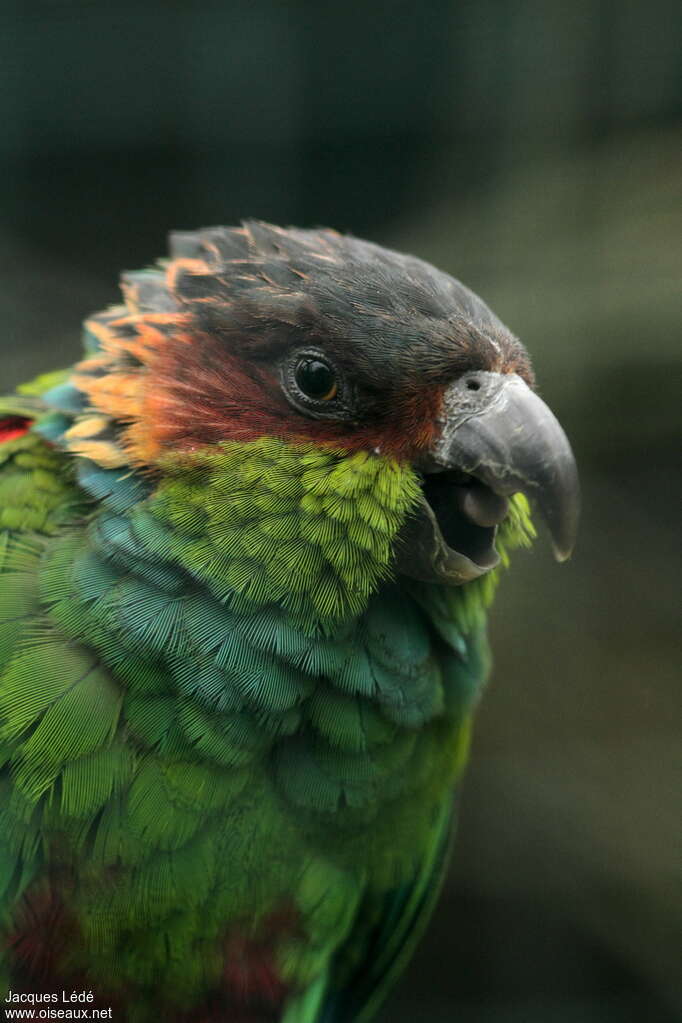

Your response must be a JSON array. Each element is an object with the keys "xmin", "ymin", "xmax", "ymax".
[{"xmin": 0, "ymin": 222, "xmax": 579, "ymax": 1023}]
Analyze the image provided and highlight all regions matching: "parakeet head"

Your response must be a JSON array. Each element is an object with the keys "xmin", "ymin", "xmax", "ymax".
[{"xmin": 55, "ymin": 222, "xmax": 578, "ymax": 627}]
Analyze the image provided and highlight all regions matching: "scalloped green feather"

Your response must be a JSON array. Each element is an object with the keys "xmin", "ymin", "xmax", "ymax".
[
  {"xmin": 12, "ymin": 657, "xmax": 122, "ymax": 801},
  {"xmin": 60, "ymin": 745, "xmax": 136, "ymax": 818},
  {"xmin": 150, "ymin": 439, "xmax": 422, "ymax": 632}
]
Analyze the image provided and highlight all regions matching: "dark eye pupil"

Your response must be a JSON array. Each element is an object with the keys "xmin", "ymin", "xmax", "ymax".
[{"xmin": 295, "ymin": 358, "xmax": 337, "ymax": 400}]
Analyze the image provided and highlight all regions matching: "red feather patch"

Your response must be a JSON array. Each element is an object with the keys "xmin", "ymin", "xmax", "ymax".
[
  {"xmin": 0, "ymin": 416, "xmax": 32, "ymax": 443},
  {"xmin": 221, "ymin": 907, "xmax": 297, "ymax": 1008}
]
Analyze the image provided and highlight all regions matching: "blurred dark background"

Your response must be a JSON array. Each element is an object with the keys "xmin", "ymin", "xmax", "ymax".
[{"xmin": 2, "ymin": 1, "xmax": 680, "ymax": 1020}]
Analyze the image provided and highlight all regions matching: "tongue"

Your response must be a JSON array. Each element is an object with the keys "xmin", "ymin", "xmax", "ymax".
[{"xmin": 456, "ymin": 482, "xmax": 509, "ymax": 528}]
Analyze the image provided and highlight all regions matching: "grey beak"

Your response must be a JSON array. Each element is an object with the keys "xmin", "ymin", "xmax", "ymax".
[{"xmin": 434, "ymin": 372, "xmax": 580, "ymax": 561}]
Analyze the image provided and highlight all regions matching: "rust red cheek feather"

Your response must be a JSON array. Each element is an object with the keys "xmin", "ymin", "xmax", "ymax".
[
  {"xmin": 0, "ymin": 417, "xmax": 32, "ymax": 444},
  {"xmin": 138, "ymin": 336, "xmax": 445, "ymax": 463}
]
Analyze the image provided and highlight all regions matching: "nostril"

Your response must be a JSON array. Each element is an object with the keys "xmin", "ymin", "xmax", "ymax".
[{"xmin": 466, "ymin": 378, "xmax": 481, "ymax": 391}]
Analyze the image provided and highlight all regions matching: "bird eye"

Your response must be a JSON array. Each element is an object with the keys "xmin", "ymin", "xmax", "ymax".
[
  {"xmin": 294, "ymin": 357, "xmax": 338, "ymax": 402},
  {"xmin": 283, "ymin": 347, "xmax": 353, "ymax": 420}
]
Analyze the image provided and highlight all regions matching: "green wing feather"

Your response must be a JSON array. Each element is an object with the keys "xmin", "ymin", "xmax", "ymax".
[{"xmin": 284, "ymin": 798, "xmax": 455, "ymax": 1023}]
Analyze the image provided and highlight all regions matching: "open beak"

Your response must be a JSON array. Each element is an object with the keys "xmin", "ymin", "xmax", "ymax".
[{"xmin": 395, "ymin": 372, "xmax": 580, "ymax": 585}]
